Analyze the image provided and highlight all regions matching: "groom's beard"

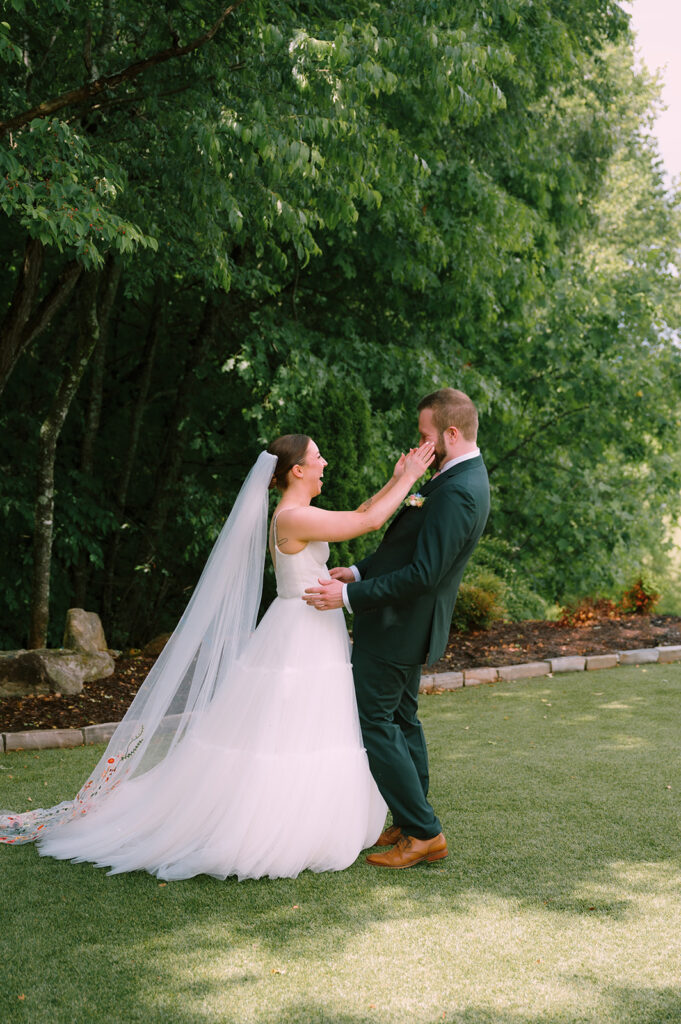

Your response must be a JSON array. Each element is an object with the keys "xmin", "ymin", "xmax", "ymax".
[{"xmin": 433, "ymin": 436, "xmax": 447, "ymax": 471}]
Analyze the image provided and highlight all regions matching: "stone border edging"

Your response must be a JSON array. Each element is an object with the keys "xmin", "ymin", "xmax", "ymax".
[
  {"xmin": 419, "ymin": 645, "xmax": 681, "ymax": 695},
  {"xmin": 3, "ymin": 645, "xmax": 681, "ymax": 753},
  {"xmin": 2, "ymin": 721, "xmax": 119, "ymax": 754}
]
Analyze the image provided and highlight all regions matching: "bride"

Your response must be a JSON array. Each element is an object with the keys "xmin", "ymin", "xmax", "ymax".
[{"xmin": 0, "ymin": 435, "xmax": 434, "ymax": 880}]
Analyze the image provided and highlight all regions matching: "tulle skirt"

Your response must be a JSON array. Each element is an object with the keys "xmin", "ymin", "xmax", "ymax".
[{"xmin": 37, "ymin": 599, "xmax": 386, "ymax": 880}]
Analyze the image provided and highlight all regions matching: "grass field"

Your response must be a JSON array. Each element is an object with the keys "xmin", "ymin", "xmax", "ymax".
[{"xmin": 2, "ymin": 663, "xmax": 681, "ymax": 1024}]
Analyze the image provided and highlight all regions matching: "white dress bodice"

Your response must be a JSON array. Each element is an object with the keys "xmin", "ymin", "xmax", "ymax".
[{"xmin": 274, "ymin": 541, "xmax": 331, "ymax": 599}]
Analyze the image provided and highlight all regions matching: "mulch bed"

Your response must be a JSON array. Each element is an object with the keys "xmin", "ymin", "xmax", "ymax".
[
  {"xmin": 430, "ymin": 613, "xmax": 681, "ymax": 672},
  {"xmin": 2, "ymin": 614, "xmax": 681, "ymax": 733}
]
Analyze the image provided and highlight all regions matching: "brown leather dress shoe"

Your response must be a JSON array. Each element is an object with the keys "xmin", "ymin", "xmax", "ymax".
[
  {"xmin": 375, "ymin": 824, "xmax": 403, "ymax": 847},
  {"xmin": 366, "ymin": 832, "xmax": 448, "ymax": 868}
]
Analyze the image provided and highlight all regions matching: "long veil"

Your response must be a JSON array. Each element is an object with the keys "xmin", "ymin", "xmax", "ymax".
[{"xmin": 0, "ymin": 451, "xmax": 277, "ymax": 845}]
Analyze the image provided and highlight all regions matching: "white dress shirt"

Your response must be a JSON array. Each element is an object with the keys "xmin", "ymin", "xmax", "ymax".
[{"xmin": 342, "ymin": 447, "xmax": 481, "ymax": 613}]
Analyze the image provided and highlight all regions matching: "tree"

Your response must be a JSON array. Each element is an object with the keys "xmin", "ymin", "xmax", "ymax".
[{"xmin": 3, "ymin": 1, "xmax": 679, "ymax": 649}]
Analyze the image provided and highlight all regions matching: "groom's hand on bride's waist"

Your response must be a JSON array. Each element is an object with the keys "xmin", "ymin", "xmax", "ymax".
[
  {"xmin": 303, "ymin": 578, "xmax": 344, "ymax": 611},
  {"xmin": 329, "ymin": 566, "xmax": 355, "ymax": 583}
]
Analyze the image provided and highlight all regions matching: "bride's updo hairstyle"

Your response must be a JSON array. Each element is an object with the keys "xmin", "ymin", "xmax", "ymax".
[{"xmin": 267, "ymin": 434, "xmax": 312, "ymax": 491}]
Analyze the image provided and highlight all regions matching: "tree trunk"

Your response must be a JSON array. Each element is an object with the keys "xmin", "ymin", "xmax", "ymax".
[
  {"xmin": 0, "ymin": 238, "xmax": 44, "ymax": 394},
  {"xmin": 101, "ymin": 287, "xmax": 162, "ymax": 627},
  {"xmin": 0, "ymin": 239, "xmax": 82, "ymax": 401},
  {"xmin": 126, "ymin": 298, "xmax": 221, "ymax": 643},
  {"xmin": 28, "ymin": 272, "xmax": 102, "ymax": 649},
  {"xmin": 72, "ymin": 258, "xmax": 122, "ymax": 607}
]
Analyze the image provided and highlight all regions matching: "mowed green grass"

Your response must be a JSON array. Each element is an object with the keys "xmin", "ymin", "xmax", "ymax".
[{"xmin": 3, "ymin": 663, "xmax": 681, "ymax": 1024}]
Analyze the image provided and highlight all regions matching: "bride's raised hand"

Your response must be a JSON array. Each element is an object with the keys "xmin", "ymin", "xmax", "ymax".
[
  {"xmin": 403, "ymin": 441, "xmax": 435, "ymax": 482},
  {"xmin": 392, "ymin": 451, "xmax": 409, "ymax": 479}
]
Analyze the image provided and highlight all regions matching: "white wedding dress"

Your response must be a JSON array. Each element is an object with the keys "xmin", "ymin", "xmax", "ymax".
[{"xmin": 28, "ymin": 540, "xmax": 385, "ymax": 880}]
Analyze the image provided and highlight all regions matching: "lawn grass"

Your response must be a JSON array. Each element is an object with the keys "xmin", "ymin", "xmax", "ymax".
[{"xmin": 3, "ymin": 663, "xmax": 681, "ymax": 1023}]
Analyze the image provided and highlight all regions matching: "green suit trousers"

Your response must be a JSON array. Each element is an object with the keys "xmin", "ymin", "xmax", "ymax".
[{"xmin": 352, "ymin": 644, "xmax": 442, "ymax": 839}]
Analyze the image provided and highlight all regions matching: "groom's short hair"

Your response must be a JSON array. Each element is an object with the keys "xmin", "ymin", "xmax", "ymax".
[{"xmin": 418, "ymin": 388, "xmax": 478, "ymax": 441}]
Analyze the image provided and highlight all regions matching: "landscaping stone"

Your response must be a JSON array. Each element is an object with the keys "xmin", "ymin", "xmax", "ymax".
[
  {"xmin": 586, "ymin": 654, "xmax": 619, "ymax": 670},
  {"xmin": 420, "ymin": 671, "xmax": 463, "ymax": 692},
  {"xmin": 0, "ymin": 649, "xmax": 115, "ymax": 698},
  {"xmin": 4, "ymin": 728, "xmax": 83, "ymax": 751},
  {"xmin": 497, "ymin": 662, "xmax": 551, "ymax": 681},
  {"xmin": 550, "ymin": 656, "xmax": 586, "ymax": 673},
  {"xmin": 44, "ymin": 650, "xmax": 115, "ymax": 694},
  {"xmin": 657, "ymin": 645, "xmax": 681, "ymax": 664},
  {"xmin": 63, "ymin": 609, "xmax": 108, "ymax": 653},
  {"xmin": 0, "ymin": 651, "xmax": 51, "ymax": 697},
  {"xmin": 82, "ymin": 722, "xmax": 119, "ymax": 744},
  {"xmin": 618, "ymin": 648, "xmax": 659, "ymax": 665},
  {"xmin": 463, "ymin": 667, "xmax": 498, "ymax": 686}
]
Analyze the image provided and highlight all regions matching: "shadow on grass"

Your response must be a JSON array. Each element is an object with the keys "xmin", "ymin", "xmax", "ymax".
[
  {"xmin": 258, "ymin": 989, "xmax": 681, "ymax": 1024},
  {"xmin": 3, "ymin": 830, "xmax": 680, "ymax": 1023},
  {"xmin": 3, "ymin": 667, "xmax": 681, "ymax": 1022}
]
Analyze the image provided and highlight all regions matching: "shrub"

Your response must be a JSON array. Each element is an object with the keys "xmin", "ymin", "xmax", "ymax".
[
  {"xmin": 558, "ymin": 596, "xmax": 620, "ymax": 626},
  {"xmin": 461, "ymin": 536, "xmax": 549, "ymax": 622},
  {"xmin": 619, "ymin": 575, "xmax": 660, "ymax": 616},
  {"xmin": 451, "ymin": 569, "xmax": 506, "ymax": 632}
]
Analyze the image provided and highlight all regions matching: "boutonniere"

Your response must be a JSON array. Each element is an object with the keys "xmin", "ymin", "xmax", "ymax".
[{"xmin": 405, "ymin": 492, "xmax": 426, "ymax": 508}]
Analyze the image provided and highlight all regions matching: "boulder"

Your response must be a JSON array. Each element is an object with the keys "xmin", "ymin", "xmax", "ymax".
[
  {"xmin": 0, "ymin": 651, "xmax": 51, "ymax": 697},
  {"xmin": 64, "ymin": 608, "xmax": 108, "ymax": 654},
  {"xmin": 0, "ymin": 648, "xmax": 115, "ymax": 697}
]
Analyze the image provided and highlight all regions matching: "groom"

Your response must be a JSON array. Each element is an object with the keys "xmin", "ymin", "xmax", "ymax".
[{"xmin": 304, "ymin": 388, "xmax": 490, "ymax": 868}]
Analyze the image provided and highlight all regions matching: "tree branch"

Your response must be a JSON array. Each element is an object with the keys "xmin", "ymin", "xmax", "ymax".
[
  {"xmin": 83, "ymin": 19, "xmax": 95, "ymax": 80},
  {"xmin": 0, "ymin": 237, "xmax": 44, "ymax": 397},
  {"xmin": 486, "ymin": 404, "xmax": 592, "ymax": 475},
  {"xmin": 23, "ymin": 259, "xmax": 82, "ymax": 345},
  {"xmin": 0, "ymin": 0, "xmax": 247, "ymax": 136}
]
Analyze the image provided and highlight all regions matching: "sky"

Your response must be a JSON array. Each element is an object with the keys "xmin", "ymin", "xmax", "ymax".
[{"xmin": 626, "ymin": 0, "xmax": 681, "ymax": 184}]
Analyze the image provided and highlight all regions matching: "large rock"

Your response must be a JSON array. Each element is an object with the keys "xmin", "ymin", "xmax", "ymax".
[
  {"xmin": 0, "ymin": 648, "xmax": 114, "ymax": 697},
  {"xmin": 63, "ymin": 608, "xmax": 108, "ymax": 653}
]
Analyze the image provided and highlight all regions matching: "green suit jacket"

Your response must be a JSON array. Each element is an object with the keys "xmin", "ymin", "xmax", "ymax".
[{"xmin": 347, "ymin": 454, "xmax": 490, "ymax": 666}]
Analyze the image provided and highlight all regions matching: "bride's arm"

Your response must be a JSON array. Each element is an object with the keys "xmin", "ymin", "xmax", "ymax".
[{"xmin": 277, "ymin": 443, "xmax": 434, "ymax": 544}]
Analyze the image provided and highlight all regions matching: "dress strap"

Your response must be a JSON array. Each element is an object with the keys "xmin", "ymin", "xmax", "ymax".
[
  {"xmin": 272, "ymin": 507, "xmax": 297, "ymax": 550},
  {"xmin": 271, "ymin": 507, "xmax": 308, "ymax": 556}
]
